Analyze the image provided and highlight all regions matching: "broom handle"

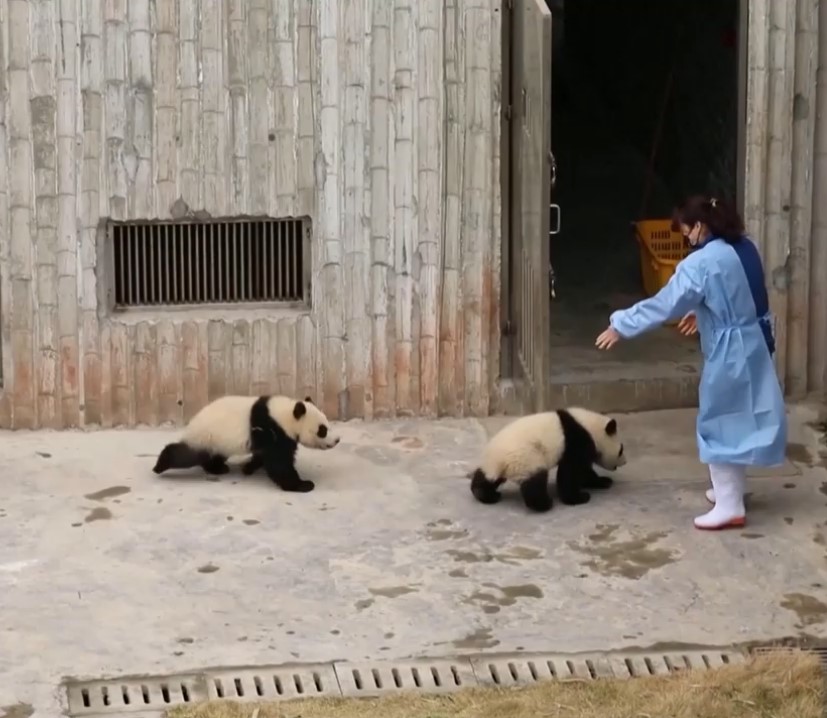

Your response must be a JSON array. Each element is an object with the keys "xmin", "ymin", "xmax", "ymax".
[{"xmin": 638, "ymin": 64, "xmax": 675, "ymax": 220}]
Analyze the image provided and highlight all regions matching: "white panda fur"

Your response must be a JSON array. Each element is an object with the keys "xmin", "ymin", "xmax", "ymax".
[
  {"xmin": 152, "ymin": 394, "xmax": 340, "ymax": 493},
  {"xmin": 470, "ymin": 407, "xmax": 625, "ymax": 512}
]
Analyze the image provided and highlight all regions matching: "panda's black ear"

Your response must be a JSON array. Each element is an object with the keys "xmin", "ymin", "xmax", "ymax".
[
  {"xmin": 605, "ymin": 418, "xmax": 617, "ymax": 436},
  {"xmin": 293, "ymin": 401, "xmax": 307, "ymax": 420},
  {"xmin": 304, "ymin": 396, "xmax": 314, "ymax": 404}
]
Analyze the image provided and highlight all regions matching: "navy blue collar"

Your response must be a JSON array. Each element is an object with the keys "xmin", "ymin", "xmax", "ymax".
[{"xmin": 689, "ymin": 234, "xmax": 746, "ymax": 252}]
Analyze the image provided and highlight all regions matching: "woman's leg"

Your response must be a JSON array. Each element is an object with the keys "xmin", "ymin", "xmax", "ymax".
[{"xmin": 694, "ymin": 463, "xmax": 746, "ymax": 530}]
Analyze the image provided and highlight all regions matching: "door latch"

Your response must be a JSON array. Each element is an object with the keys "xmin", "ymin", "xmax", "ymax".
[{"xmin": 549, "ymin": 203, "xmax": 561, "ymax": 236}]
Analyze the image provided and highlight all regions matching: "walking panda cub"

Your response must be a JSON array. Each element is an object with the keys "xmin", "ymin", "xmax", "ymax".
[
  {"xmin": 470, "ymin": 407, "xmax": 626, "ymax": 512},
  {"xmin": 152, "ymin": 394, "xmax": 340, "ymax": 493}
]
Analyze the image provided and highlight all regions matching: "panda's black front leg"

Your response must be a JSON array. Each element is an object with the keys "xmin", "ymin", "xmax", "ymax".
[
  {"xmin": 241, "ymin": 453, "xmax": 264, "ymax": 476},
  {"xmin": 555, "ymin": 461, "xmax": 591, "ymax": 506},
  {"xmin": 263, "ymin": 455, "xmax": 315, "ymax": 493},
  {"xmin": 581, "ymin": 466, "xmax": 614, "ymax": 490}
]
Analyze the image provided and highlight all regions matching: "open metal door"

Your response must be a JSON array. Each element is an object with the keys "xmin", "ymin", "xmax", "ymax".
[{"xmin": 510, "ymin": 0, "xmax": 552, "ymax": 412}]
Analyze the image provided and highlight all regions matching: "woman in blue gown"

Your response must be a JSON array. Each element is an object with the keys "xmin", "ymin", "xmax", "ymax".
[{"xmin": 595, "ymin": 195, "xmax": 787, "ymax": 531}]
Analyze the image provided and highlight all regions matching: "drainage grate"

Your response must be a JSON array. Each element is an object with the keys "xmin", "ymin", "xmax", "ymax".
[
  {"xmin": 608, "ymin": 650, "xmax": 744, "ymax": 678},
  {"xmin": 750, "ymin": 643, "xmax": 827, "ymax": 666},
  {"xmin": 109, "ymin": 217, "xmax": 309, "ymax": 309},
  {"xmin": 334, "ymin": 658, "xmax": 477, "ymax": 697},
  {"xmin": 64, "ymin": 674, "xmax": 209, "ymax": 715},
  {"xmin": 470, "ymin": 654, "xmax": 612, "ymax": 686},
  {"xmin": 205, "ymin": 664, "xmax": 339, "ymax": 701},
  {"xmin": 64, "ymin": 663, "xmax": 338, "ymax": 716},
  {"xmin": 63, "ymin": 649, "xmax": 749, "ymax": 715},
  {"xmin": 469, "ymin": 650, "xmax": 744, "ymax": 687}
]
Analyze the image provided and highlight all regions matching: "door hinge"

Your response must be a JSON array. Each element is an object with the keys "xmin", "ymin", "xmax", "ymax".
[
  {"xmin": 506, "ymin": 0, "xmax": 513, "ymax": 10},
  {"xmin": 502, "ymin": 319, "xmax": 514, "ymax": 337},
  {"xmin": 504, "ymin": 104, "xmax": 512, "ymax": 121},
  {"xmin": 549, "ymin": 151, "xmax": 557, "ymax": 187}
]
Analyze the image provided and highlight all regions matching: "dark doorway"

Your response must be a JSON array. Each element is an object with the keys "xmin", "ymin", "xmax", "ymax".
[{"xmin": 546, "ymin": 0, "xmax": 740, "ymax": 406}]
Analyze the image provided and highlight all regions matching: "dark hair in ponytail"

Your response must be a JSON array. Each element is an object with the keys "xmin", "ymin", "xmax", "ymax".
[{"xmin": 671, "ymin": 194, "xmax": 745, "ymax": 243}]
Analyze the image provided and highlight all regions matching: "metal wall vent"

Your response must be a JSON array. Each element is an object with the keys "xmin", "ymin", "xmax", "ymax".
[
  {"xmin": 109, "ymin": 217, "xmax": 309, "ymax": 309},
  {"xmin": 63, "ymin": 649, "xmax": 748, "ymax": 716}
]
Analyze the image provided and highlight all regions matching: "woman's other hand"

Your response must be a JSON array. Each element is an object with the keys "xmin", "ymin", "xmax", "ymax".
[
  {"xmin": 677, "ymin": 312, "xmax": 698, "ymax": 336},
  {"xmin": 595, "ymin": 326, "xmax": 621, "ymax": 350}
]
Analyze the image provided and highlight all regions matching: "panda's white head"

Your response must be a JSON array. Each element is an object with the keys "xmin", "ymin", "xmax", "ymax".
[
  {"xmin": 296, "ymin": 397, "xmax": 341, "ymax": 450},
  {"xmin": 273, "ymin": 396, "xmax": 341, "ymax": 450},
  {"xmin": 568, "ymin": 407, "xmax": 626, "ymax": 471},
  {"xmin": 594, "ymin": 416, "xmax": 625, "ymax": 470}
]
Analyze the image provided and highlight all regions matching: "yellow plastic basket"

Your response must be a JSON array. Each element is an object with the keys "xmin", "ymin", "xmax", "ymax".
[{"xmin": 634, "ymin": 219, "xmax": 691, "ymax": 298}]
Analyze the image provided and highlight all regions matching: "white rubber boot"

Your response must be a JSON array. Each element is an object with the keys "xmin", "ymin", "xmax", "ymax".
[
  {"xmin": 694, "ymin": 464, "xmax": 746, "ymax": 530},
  {"xmin": 705, "ymin": 488, "xmax": 715, "ymax": 504}
]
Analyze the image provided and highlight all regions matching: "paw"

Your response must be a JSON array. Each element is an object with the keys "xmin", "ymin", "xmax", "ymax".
[
  {"xmin": 295, "ymin": 480, "xmax": 315, "ymax": 493},
  {"xmin": 561, "ymin": 491, "xmax": 591, "ymax": 506},
  {"xmin": 525, "ymin": 498, "xmax": 554, "ymax": 513},
  {"xmin": 589, "ymin": 475, "xmax": 614, "ymax": 490},
  {"xmin": 210, "ymin": 464, "xmax": 231, "ymax": 475},
  {"xmin": 473, "ymin": 490, "xmax": 502, "ymax": 505},
  {"xmin": 241, "ymin": 461, "xmax": 258, "ymax": 476}
]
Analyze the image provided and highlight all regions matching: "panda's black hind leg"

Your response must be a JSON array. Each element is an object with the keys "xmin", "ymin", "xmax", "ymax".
[
  {"xmin": 582, "ymin": 467, "xmax": 613, "ymax": 490},
  {"xmin": 470, "ymin": 469, "xmax": 505, "ymax": 505},
  {"xmin": 520, "ymin": 470, "xmax": 554, "ymax": 512},
  {"xmin": 153, "ymin": 442, "xmax": 204, "ymax": 474},
  {"xmin": 201, "ymin": 454, "xmax": 230, "ymax": 475},
  {"xmin": 555, "ymin": 462, "xmax": 591, "ymax": 505}
]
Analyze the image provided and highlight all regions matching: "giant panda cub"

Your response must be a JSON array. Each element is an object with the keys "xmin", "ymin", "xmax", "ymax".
[
  {"xmin": 470, "ymin": 407, "xmax": 626, "ymax": 512},
  {"xmin": 152, "ymin": 394, "xmax": 340, "ymax": 493}
]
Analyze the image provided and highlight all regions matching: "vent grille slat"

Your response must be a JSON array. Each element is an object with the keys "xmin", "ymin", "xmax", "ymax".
[{"xmin": 110, "ymin": 218, "xmax": 307, "ymax": 309}]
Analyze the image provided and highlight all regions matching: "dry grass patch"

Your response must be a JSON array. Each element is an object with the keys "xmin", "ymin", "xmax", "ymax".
[{"xmin": 168, "ymin": 652, "xmax": 824, "ymax": 718}]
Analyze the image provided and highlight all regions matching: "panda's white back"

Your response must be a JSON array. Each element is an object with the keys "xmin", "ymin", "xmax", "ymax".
[
  {"xmin": 481, "ymin": 412, "xmax": 565, "ymax": 482},
  {"xmin": 182, "ymin": 395, "xmax": 258, "ymax": 458}
]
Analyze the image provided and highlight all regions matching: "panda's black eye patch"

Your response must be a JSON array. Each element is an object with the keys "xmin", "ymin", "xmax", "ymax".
[{"xmin": 317, "ymin": 425, "xmax": 328, "ymax": 439}]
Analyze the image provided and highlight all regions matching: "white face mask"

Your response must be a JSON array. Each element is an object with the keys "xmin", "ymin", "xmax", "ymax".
[{"xmin": 684, "ymin": 222, "xmax": 703, "ymax": 247}]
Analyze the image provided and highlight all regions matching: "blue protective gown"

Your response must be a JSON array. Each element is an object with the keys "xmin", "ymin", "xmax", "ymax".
[{"xmin": 610, "ymin": 236, "xmax": 787, "ymax": 467}]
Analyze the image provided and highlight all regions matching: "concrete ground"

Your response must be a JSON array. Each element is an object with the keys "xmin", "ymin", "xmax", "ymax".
[{"xmin": 2, "ymin": 406, "xmax": 827, "ymax": 717}]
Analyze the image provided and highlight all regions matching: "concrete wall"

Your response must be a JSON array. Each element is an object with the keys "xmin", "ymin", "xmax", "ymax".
[{"xmin": 0, "ymin": 0, "xmax": 503, "ymax": 429}]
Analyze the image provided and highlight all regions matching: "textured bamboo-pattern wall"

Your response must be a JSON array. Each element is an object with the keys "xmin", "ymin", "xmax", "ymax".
[
  {"xmin": 0, "ymin": 0, "xmax": 502, "ymax": 428},
  {"xmin": 743, "ymin": 0, "xmax": 826, "ymax": 401}
]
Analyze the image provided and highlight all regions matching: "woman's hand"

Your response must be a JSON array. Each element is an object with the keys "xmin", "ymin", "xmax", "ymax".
[
  {"xmin": 595, "ymin": 326, "xmax": 621, "ymax": 350},
  {"xmin": 677, "ymin": 312, "xmax": 698, "ymax": 336}
]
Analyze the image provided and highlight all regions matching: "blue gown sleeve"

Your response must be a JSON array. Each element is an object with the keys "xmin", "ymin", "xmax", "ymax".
[{"xmin": 610, "ymin": 259, "xmax": 705, "ymax": 339}]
